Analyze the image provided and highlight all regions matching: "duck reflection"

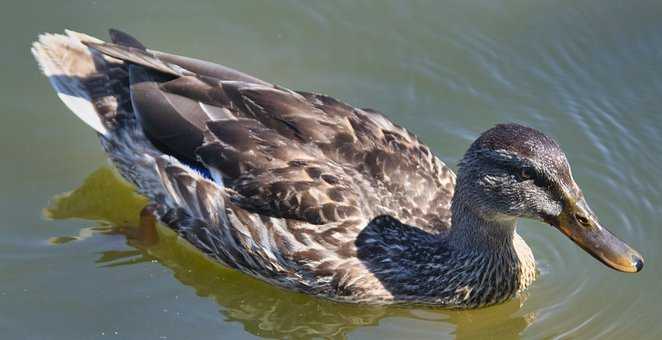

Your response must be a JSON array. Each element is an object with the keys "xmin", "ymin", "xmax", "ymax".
[{"xmin": 46, "ymin": 167, "xmax": 535, "ymax": 339}]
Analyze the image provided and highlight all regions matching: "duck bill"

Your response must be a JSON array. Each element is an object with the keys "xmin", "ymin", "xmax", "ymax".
[{"xmin": 546, "ymin": 197, "xmax": 644, "ymax": 273}]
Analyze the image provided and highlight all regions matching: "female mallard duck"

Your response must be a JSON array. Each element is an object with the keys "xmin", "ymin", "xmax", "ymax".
[{"xmin": 32, "ymin": 29, "xmax": 643, "ymax": 309}]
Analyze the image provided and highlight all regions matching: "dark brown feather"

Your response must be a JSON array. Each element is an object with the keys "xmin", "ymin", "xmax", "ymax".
[{"xmin": 109, "ymin": 28, "xmax": 146, "ymax": 50}]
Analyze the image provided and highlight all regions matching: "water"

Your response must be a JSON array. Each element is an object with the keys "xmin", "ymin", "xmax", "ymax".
[{"xmin": 2, "ymin": 0, "xmax": 661, "ymax": 338}]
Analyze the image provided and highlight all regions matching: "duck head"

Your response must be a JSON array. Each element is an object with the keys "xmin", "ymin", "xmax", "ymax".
[{"xmin": 455, "ymin": 123, "xmax": 643, "ymax": 273}]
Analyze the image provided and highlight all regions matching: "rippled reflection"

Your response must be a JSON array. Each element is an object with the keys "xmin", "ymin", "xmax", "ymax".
[{"xmin": 45, "ymin": 167, "xmax": 535, "ymax": 339}]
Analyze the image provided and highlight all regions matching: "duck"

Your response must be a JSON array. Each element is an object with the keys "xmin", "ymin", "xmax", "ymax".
[{"xmin": 32, "ymin": 29, "xmax": 643, "ymax": 309}]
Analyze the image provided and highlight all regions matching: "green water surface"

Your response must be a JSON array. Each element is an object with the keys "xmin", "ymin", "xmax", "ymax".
[{"xmin": 1, "ymin": 1, "xmax": 661, "ymax": 339}]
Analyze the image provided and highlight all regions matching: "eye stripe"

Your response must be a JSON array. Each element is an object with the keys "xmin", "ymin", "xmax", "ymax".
[{"xmin": 517, "ymin": 165, "xmax": 554, "ymax": 188}]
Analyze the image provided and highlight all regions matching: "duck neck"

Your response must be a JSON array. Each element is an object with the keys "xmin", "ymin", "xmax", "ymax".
[
  {"xmin": 438, "ymin": 194, "xmax": 537, "ymax": 306},
  {"xmin": 447, "ymin": 197, "xmax": 518, "ymax": 251},
  {"xmin": 355, "ymin": 199, "xmax": 536, "ymax": 307}
]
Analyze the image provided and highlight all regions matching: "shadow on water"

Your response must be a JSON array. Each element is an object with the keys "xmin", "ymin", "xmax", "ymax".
[{"xmin": 45, "ymin": 166, "xmax": 535, "ymax": 339}]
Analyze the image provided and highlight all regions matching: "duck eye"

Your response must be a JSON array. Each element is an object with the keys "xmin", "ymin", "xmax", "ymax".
[
  {"xmin": 520, "ymin": 168, "xmax": 534, "ymax": 180},
  {"xmin": 575, "ymin": 213, "xmax": 590, "ymax": 226}
]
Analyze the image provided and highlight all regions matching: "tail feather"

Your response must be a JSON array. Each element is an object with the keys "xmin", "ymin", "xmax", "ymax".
[
  {"xmin": 83, "ymin": 41, "xmax": 184, "ymax": 77},
  {"xmin": 108, "ymin": 28, "xmax": 146, "ymax": 50},
  {"xmin": 32, "ymin": 32, "xmax": 113, "ymax": 135}
]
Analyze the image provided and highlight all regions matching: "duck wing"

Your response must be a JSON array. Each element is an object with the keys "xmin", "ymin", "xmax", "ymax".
[
  {"xmin": 86, "ymin": 31, "xmax": 455, "ymax": 231},
  {"xmin": 120, "ymin": 65, "xmax": 364, "ymax": 224}
]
